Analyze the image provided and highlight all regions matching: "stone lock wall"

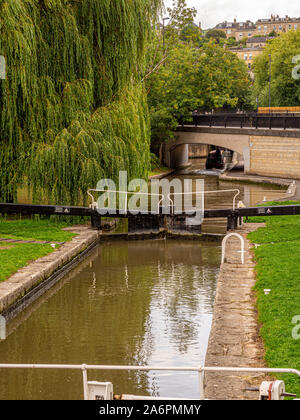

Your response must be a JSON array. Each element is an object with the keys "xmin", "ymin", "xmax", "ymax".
[
  {"xmin": 248, "ymin": 135, "xmax": 300, "ymax": 179},
  {"xmin": 189, "ymin": 144, "xmax": 209, "ymax": 158}
]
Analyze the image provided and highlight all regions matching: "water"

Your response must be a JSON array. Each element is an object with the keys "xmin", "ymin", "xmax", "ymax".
[
  {"xmin": 168, "ymin": 158, "xmax": 285, "ymax": 235},
  {"xmin": 0, "ymin": 160, "xmax": 286, "ymax": 399},
  {"xmin": 0, "ymin": 240, "xmax": 220, "ymax": 400}
]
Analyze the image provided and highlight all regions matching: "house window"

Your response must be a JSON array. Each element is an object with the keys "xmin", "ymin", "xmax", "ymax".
[
  {"xmin": 249, "ymin": 54, "xmax": 253, "ymax": 60},
  {"xmin": 244, "ymin": 54, "xmax": 248, "ymax": 60},
  {"xmin": 295, "ymin": 24, "xmax": 298, "ymax": 29}
]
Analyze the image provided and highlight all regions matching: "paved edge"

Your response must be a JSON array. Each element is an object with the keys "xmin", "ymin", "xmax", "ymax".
[
  {"xmin": 148, "ymin": 169, "xmax": 177, "ymax": 180},
  {"xmin": 220, "ymin": 172, "xmax": 297, "ymax": 201},
  {"xmin": 0, "ymin": 226, "xmax": 101, "ymax": 318},
  {"xmin": 204, "ymin": 223, "xmax": 269, "ymax": 400}
]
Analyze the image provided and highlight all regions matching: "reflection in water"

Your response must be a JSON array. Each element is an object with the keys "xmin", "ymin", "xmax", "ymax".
[
  {"xmin": 169, "ymin": 159, "xmax": 286, "ymax": 234},
  {"xmin": 0, "ymin": 240, "xmax": 220, "ymax": 400},
  {"xmin": 0, "ymin": 163, "xmax": 286, "ymax": 400}
]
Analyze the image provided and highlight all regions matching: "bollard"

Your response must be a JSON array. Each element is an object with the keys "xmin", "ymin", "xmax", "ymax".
[
  {"xmin": 0, "ymin": 315, "xmax": 6, "ymax": 340},
  {"xmin": 227, "ymin": 213, "xmax": 238, "ymax": 231},
  {"xmin": 91, "ymin": 213, "xmax": 102, "ymax": 230}
]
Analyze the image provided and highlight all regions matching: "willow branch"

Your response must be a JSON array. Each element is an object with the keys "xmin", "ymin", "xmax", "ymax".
[{"xmin": 142, "ymin": 55, "xmax": 168, "ymax": 82}]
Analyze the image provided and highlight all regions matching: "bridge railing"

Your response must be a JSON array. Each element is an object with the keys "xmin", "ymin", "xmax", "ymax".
[{"xmin": 182, "ymin": 114, "xmax": 300, "ymax": 130}]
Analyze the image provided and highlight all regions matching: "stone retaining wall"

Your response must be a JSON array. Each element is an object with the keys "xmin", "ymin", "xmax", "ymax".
[{"xmin": 0, "ymin": 226, "xmax": 100, "ymax": 319}]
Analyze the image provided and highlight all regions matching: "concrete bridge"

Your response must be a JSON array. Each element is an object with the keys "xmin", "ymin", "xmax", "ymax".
[{"xmin": 162, "ymin": 125, "xmax": 300, "ymax": 179}]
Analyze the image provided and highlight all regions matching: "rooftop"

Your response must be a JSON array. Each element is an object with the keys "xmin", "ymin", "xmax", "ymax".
[
  {"xmin": 215, "ymin": 15, "xmax": 300, "ymax": 30},
  {"xmin": 257, "ymin": 14, "xmax": 300, "ymax": 23},
  {"xmin": 216, "ymin": 19, "xmax": 255, "ymax": 30}
]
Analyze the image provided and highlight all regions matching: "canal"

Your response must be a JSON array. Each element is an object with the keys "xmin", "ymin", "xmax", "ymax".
[{"xmin": 0, "ymin": 162, "xmax": 285, "ymax": 399}]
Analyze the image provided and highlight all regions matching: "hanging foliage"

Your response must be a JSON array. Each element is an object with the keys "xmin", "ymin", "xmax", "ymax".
[
  {"xmin": 0, "ymin": 0, "xmax": 161, "ymax": 204},
  {"xmin": 28, "ymin": 86, "xmax": 151, "ymax": 204}
]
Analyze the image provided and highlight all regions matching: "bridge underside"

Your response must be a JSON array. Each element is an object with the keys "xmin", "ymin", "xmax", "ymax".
[{"xmin": 162, "ymin": 126, "xmax": 300, "ymax": 179}]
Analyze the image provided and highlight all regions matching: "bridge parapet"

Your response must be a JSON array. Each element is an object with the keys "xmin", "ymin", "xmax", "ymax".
[
  {"xmin": 163, "ymin": 124, "xmax": 300, "ymax": 179},
  {"xmin": 183, "ymin": 113, "xmax": 300, "ymax": 130}
]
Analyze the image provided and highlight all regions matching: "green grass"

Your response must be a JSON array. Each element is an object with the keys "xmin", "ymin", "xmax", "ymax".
[
  {"xmin": 247, "ymin": 201, "xmax": 300, "ymax": 398},
  {"xmin": 149, "ymin": 165, "xmax": 171, "ymax": 177},
  {"xmin": 0, "ymin": 217, "xmax": 77, "ymax": 242},
  {"xmin": 0, "ymin": 216, "xmax": 79, "ymax": 282},
  {"xmin": 0, "ymin": 243, "xmax": 55, "ymax": 282}
]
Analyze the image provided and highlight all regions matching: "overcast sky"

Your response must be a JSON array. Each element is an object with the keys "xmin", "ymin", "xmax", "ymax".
[{"xmin": 163, "ymin": 0, "xmax": 300, "ymax": 29}]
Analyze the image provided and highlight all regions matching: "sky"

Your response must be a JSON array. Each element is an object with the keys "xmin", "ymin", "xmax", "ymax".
[{"xmin": 163, "ymin": 0, "xmax": 300, "ymax": 29}]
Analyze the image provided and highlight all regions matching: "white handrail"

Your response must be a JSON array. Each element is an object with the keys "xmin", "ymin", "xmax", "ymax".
[
  {"xmin": 167, "ymin": 189, "xmax": 240, "ymax": 214},
  {"xmin": 0, "ymin": 363, "xmax": 299, "ymax": 375},
  {"xmin": 87, "ymin": 189, "xmax": 165, "ymax": 214},
  {"xmin": 221, "ymin": 233, "xmax": 245, "ymax": 265},
  {"xmin": 88, "ymin": 188, "xmax": 241, "ymax": 215},
  {"xmin": 0, "ymin": 363, "xmax": 299, "ymax": 400}
]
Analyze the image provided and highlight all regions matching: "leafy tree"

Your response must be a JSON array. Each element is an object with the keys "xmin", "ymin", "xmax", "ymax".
[
  {"xmin": 180, "ymin": 23, "xmax": 202, "ymax": 45},
  {"xmin": 252, "ymin": 29, "xmax": 300, "ymax": 107},
  {"xmin": 226, "ymin": 37, "xmax": 238, "ymax": 47},
  {"xmin": 143, "ymin": 0, "xmax": 198, "ymax": 93},
  {"xmin": 268, "ymin": 30, "xmax": 277, "ymax": 38},
  {"xmin": 166, "ymin": 0, "xmax": 197, "ymax": 33},
  {"xmin": 0, "ymin": 0, "xmax": 162, "ymax": 203},
  {"xmin": 147, "ymin": 41, "xmax": 252, "ymax": 152},
  {"xmin": 205, "ymin": 29, "xmax": 227, "ymax": 42},
  {"xmin": 239, "ymin": 37, "xmax": 248, "ymax": 47},
  {"xmin": 144, "ymin": 1, "xmax": 252, "ymax": 155}
]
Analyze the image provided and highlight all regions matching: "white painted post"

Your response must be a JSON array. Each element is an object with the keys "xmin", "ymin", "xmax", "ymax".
[
  {"xmin": 124, "ymin": 191, "xmax": 128, "ymax": 213},
  {"xmin": 221, "ymin": 233, "xmax": 245, "ymax": 265},
  {"xmin": 82, "ymin": 364, "xmax": 89, "ymax": 401},
  {"xmin": 0, "ymin": 315, "xmax": 6, "ymax": 340},
  {"xmin": 198, "ymin": 367, "xmax": 205, "ymax": 400}
]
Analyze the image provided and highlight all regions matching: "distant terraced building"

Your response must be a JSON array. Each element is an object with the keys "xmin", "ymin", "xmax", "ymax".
[{"xmin": 215, "ymin": 14, "xmax": 300, "ymax": 41}]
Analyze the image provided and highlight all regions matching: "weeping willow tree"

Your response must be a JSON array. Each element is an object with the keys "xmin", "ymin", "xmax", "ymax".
[{"xmin": 0, "ymin": 0, "xmax": 162, "ymax": 204}]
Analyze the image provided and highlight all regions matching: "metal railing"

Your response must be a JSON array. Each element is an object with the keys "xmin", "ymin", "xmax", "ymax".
[
  {"xmin": 179, "ymin": 114, "xmax": 300, "ymax": 130},
  {"xmin": 87, "ymin": 189, "xmax": 166, "ymax": 214},
  {"xmin": 89, "ymin": 188, "xmax": 241, "ymax": 217},
  {"xmin": 167, "ymin": 189, "xmax": 241, "ymax": 214},
  {"xmin": 0, "ymin": 363, "xmax": 299, "ymax": 400},
  {"xmin": 221, "ymin": 233, "xmax": 245, "ymax": 265}
]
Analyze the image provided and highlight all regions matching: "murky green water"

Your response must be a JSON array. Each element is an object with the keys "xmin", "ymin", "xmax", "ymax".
[
  {"xmin": 168, "ymin": 158, "xmax": 285, "ymax": 234},
  {"xmin": 0, "ymin": 240, "xmax": 220, "ymax": 400},
  {"xmin": 0, "ymin": 160, "xmax": 285, "ymax": 400}
]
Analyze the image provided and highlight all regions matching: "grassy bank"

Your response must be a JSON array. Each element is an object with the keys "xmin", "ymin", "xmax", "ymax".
[
  {"xmin": 247, "ymin": 201, "xmax": 300, "ymax": 397},
  {"xmin": 0, "ymin": 217, "xmax": 79, "ymax": 282},
  {"xmin": 149, "ymin": 165, "xmax": 171, "ymax": 178}
]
